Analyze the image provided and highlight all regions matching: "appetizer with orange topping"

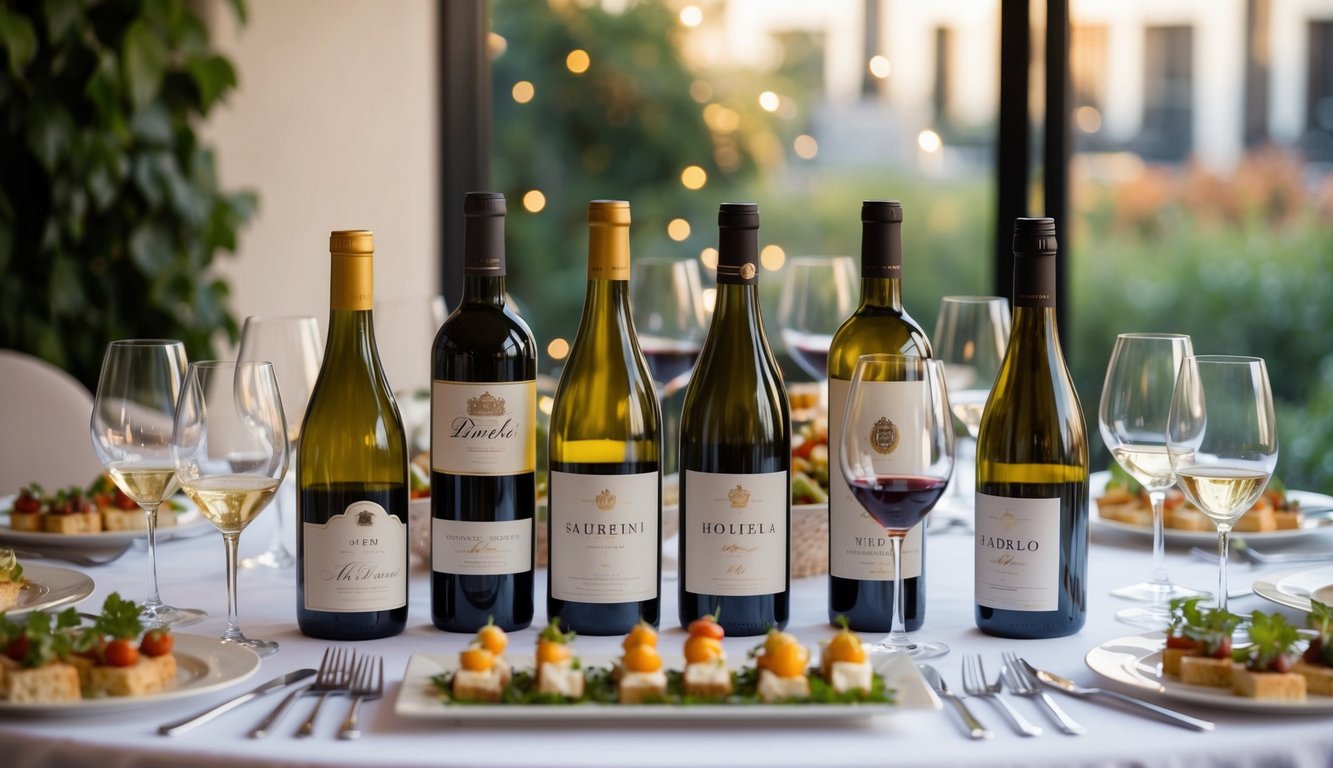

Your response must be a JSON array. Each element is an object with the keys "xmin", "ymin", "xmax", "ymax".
[
  {"xmin": 617, "ymin": 621, "xmax": 666, "ymax": 703},
  {"xmin": 535, "ymin": 619, "xmax": 584, "ymax": 699},
  {"xmin": 820, "ymin": 619, "xmax": 872, "ymax": 695},
  {"xmin": 750, "ymin": 629, "xmax": 810, "ymax": 702},
  {"xmin": 682, "ymin": 614, "xmax": 731, "ymax": 699},
  {"xmin": 451, "ymin": 619, "xmax": 511, "ymax": 702}
]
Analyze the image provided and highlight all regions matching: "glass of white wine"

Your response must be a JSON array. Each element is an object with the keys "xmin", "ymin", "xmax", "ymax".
[
  {"xmin": 237, "ymin": 315, "xmax": 323, "ymax": 570},
  {"xmin": 1167, "ymin": 355, "xmax": 1278, "ymax": 615},
  {"xmin": 172, "ymin": 360, "xmax": 288, "ymax": 656},
  {"xmin": 91, "ymin": 339, "xmax": 206, "ymax": 628},
  {"xmin": 1099, "ymin": 333, "xmax": 1204, "ymax": 628}
]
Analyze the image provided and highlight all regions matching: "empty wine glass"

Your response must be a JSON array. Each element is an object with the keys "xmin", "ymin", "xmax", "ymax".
[
  {"xmin": 1167, "ymin": 355, "xmax": 1278, "ymax": 615},
  {"xmin": 90, "ymin": 340, "xmax": 206, "ymax": 628},
  {"xmin": 1099, "ymin": 333, "xmax": 1204, "ymax": 628},
  {"xmin": 839, "ymin": 354, "xmax": 954, "ymax": 658},
  {"xmin": 931, "ymin": 296, "xmax": 1010, "ymax": 524},
  {"xmin": 778, "ymin": 256, "xmax": 858, "ymax": 382},
  {"xmin": 172, "ymin": 360, "xmax": 288, "ymax": 656},
  {"xmin": 237, "ymin": 316, "xmax": 323, "ymax": 570}
]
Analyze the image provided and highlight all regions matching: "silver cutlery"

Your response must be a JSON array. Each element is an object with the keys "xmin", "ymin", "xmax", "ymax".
[
  {"xmin": 1000, "ymin": 652, "xmax": 1085, "ymax": 735},
  {"xmin": 1021, "ymin": 659, "xmax": 1214, "ymax": 732},
  {"xmin": 337, "ymin": 655, "xmax": 384, "ymax": 740},
  {"xmin": 960, "ymin": 654, "xmax": 1041, "ymax": 737},
  {"xmin": 1190, "ymin": 542, "xmax": 1333, "ymax": 566},
  {"xmin": 249, "ymin": 647, "xmax": 352, "ymax": 739},
  {"xmin": 296, "ymin": 647, "xmax": 357, "ymax": 738},
  {"xmin": 159, "ymin": 668, "xmax": 316, "ymax": 736},
  {"xmin": 918, "ymin": 663, "xmax": 992, "ymax": 740}
]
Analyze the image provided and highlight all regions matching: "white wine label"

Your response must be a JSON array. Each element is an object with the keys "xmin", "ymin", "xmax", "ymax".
[
  {"xmin": 684, "ymin": 470, "xmax": 788, "ymax": 596},
  {"xmin": 431, "ymin": 518, "xmax": 532, "ymax": 576},
  {"xmin": 548, "ymin": 471, "xmax": 660, "ymax": 603},
  {"xmin": 431, "ymin": 380, "xmax": 536, "ymax": 476},
  {"xmin": 974, "ymin": 493, "xmax": 1061, "ymax": 612},
  {"xmin": 828, "ymin": 378, "xmax": 925, "ymax": 580},
  {"xmin": 303, "ymin": 501, "xmax": 407, "ymax": 612}
]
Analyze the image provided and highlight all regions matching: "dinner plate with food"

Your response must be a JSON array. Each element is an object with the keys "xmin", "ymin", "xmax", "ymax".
[
  {"xmin": 0, "ymin": 593, "xmax": 260, "ymax": 715},
  {"xmin": 0, "ymin": 547, "xmax": 94, "ymax": 617},
  {"xmin": 0, "ymin": 476, "xmax": 208, "ymax": 550},
  {"xmin": 1252, "ymin": 565, "xmax": 1333, "ymax": 613},
  {"xmin": 395, "ymin": 616, "xmax": 938, "ymax": 721},
  {"xmin": 1086, "ymin": 599, "xmax": 1333, "ymax": 714},
  {"xmin": 1091, "ymin": 467, "xmax": 1333, "ymax": 546}
]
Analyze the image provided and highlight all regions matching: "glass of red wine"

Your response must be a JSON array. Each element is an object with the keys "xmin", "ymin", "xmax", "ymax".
[{"xmin": 838, "ymin": 353, "xmax": 954, "ymax": 658}]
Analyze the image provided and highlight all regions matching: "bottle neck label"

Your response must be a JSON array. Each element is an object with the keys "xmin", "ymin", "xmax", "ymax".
[
  {"xmin": 860, "ymin": 221, "xmax": 903, "ymax": 278},
  {"xmin": 464, "ymin": 214, "xmax": 506, "ymax": 276},
  {"xmin": 330, "ymin": 253, "xmax": 374, "ymax": 311},
  {"xmin": 1013, "ymin": 253, "xmax": 1057, "ymax": 309},
  {"xmin": 716, "ymin": 226, "xmax": 759, "ymax": 285}
]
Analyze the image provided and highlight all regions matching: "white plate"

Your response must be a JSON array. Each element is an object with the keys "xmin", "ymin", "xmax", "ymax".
[
  {"xmin": 0, "ymin": 496, "xmax": 208, "ymax": 550},
  {"xmin": 8, "ymin": 563, "xmax": 95, "ymax": 616},
  {"xmin": 1252, "ymin": 565, "xmax": 1333, "ymax": 613},
  {"xmin": 1089, "ymin": 471, "xmax": 1333, "ymax": 546},
  {"xmin": 395, "ymin": 652, "xmax": 939, "ymax": 721},
  {"xmin": 1086, "ymin": 632, "xmax": 1333, "ymax": 714},
  {"xmin": 0, "ymin": 633, "xmax": 261, "ymax": 716}
]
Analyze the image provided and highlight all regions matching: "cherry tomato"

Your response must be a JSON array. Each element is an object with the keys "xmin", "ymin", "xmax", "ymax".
[
  {"xmin": 104, "ymin": 638, "xmax": 140, "ymax": 667},
  {"xmin": 1165, "ymin": 634, "xmax": 1200, "ymax": 650},
  {"xmin": 621, "ymin": 621, "xmax": 658, "ymax": 651},
  {"xmin": 1210, "ymin": 637, "xmax": 1232, "ymax": 660},
  {"xmin": 6, "ymin": 634, "xmax": 29, "ymax": 662},
  {"xmin": 536, "ymin": 640, "xmax": 572, "ymax": 667},
  {"xmin": 1271, "ymin": 654, "xmax": 1293, "ymax": 674},
  {"xmin": 459, "ymin": 646, "xmax": 495, "ymax": 672},
  {"xmin": 765, "ymin": 641, "xmax": 810, "ymax": 678},
  {"xmin": 622, "ymin": 642, "xmax": 663, "ymax": 673},
  {"xmin": 475, "ymin": 623, "xmax": 508, "ymax": 656},
  {"xmin": 687, "ymin": 616, "xmax": 725, "ymax": 640},
  {"xmin": 684, "ymin": 635, "xmax": 724, "ymax": 664},
  {"xmin": 139, "ymin": 629, "xmax": 173, "ymax": 658}
]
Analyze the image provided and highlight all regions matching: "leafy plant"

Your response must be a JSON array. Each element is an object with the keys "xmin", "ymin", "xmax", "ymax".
[{"xmin": 0, "ymin": 0, "xmax": 255, "ymax": 390}]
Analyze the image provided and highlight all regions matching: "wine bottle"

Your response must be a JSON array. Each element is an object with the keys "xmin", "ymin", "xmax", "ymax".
[
  {"xmin": 430, "ymin": 192, "xmax": 538, "ymax": 633},
  {"xmin": 547, "ymin": 200, "xmax": 662, "ymax": 635},
  {"xmin": 827, "ymin": 201, "xmax": 932, "ymax": 632},
  {"xmin": 297, "ymin": 230, "xmax": 409, "ymax": 640},
  {"xmin": 974, "ymin": 217, "xmax": 1089, "ymax": 639},
  {"xmin": 678, "ymin": 202, "xmax": 791, "ymax": 636}
]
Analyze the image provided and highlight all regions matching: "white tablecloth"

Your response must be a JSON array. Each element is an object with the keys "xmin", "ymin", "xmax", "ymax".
[{"xmin": 3, "ymin": 501, "xmax": 1332, "ymax": 768}]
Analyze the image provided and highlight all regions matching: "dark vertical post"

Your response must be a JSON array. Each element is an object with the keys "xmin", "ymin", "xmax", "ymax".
[
  {"xmin": 862, "ymin": 0, "xmax": 881, "ymax": 98},
  {"xmin": 439, "ymin": 0, "xmax": 491, "ymax": 309},
  {"xmin": 1244, "ymin": 0, "xmax": 1271, "ymax": 147},
  {"xmin": 995, "ymin": 0, "xmax": 1031, "ymax": 303},
  {"xmin": 1045, "ymin": 0, "xmax": 1071, "ymax": 336}
]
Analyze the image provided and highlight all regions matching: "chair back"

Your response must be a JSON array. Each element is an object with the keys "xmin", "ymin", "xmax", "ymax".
[{"xmin": 0, "ymin": 350, "xmax": 103, "ymax": 494}]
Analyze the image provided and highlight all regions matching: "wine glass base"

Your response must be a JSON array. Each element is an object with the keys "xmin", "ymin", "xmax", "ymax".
[
  {"xmin": 224, "ymin": 636, "xmax": 279, "ymax": 657},
  {"xmin": 1115, "ymin": 605, "xmax": 1174, "ymax": 630},
  {"xmin": 240, "ymin": 547, "xmax": 296, "ymax": 570},
  {"xmin": 1110, "ymin": 581, "xmax": 1208, "ymax": 602},
  {"xmin": 141, "ymin": 605, "xmax": 207, "ymax": 629},
  {"xmin": 867, "ymin": 639, "xmax": 949, "ymax": 660}
]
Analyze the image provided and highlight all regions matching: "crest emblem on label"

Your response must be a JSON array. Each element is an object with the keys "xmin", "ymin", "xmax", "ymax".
[
  {"xmin": 467, "ymin": 391, "xmax": 506, "ymax": 416},
  {"xmin": 727, "ymin": 484, "xmax": 751, "ymax": 508},
  {"xmin": 869, "ymin": 416, "xmax": 899, "ymax": 455},
  {"xmin": 740, "ymin": 263, "xmax": 757, "ymax": 280},
  {"xmin": 595, "ymin": 489, "xmax": 616, "ymax": 510}
]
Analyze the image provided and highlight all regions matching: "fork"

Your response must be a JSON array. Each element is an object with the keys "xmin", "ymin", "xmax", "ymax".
[
  {"xmin": 337, "ymin": 655, "xmax": 384, "ymax": 740},
  {"xmin": 1001, "ymin": 652, "xmax": 1085, "ymax": 735},
  {"xmin": 296, "ymin": 647, "xmax": 357, "ymax": 737},
  {"xmin": 1189, "ymin": 541, "xmax": 1333, "ymax": 566},
  {"xmin": 960, "ymin": 654, "xmax": 1042, "ymax": 737}
]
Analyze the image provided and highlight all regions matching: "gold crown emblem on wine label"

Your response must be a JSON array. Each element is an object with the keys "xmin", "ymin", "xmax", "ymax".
[
  {"xmin": 727, "ymin": 484, "xmax": 751, "ymax": 508},
  {"xmin": 356, "ymin": 509, "xmax": 375, "ymax": 527},
  {"xmin": 869, "ymin": 416, "xmax": 900, "ymax": 455},
  {"xmin": 466, "ymin": 391, "xmax": 506, "ymax": 417},
  {"xmin": 740, "ymin": 263, "xmax": 756, "ymax": 280},
  {"xmin": 1000, "ymin": 511, "xmax": 1018, "ymax": 529},
  {"xmin": 595, "ymin": 489, "xmax": 617, "ymax": 510}
]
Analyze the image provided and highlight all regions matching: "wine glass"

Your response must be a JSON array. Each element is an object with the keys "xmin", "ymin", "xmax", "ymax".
[
  {"xmin": 90, "ymin": 340, "xmax": 206, "ymax": 628},
  {"xmin": 1099, "ymin": 333, "xmax": 1204, "ymax": 628},
  {"xmin": 237, "ymin": 316, "xmax": 323, "ymax": 570},
  {"xmin": 778, "ymin": 256, "xmax": 858, "ymax": 382},
  {"xmin": 931, "ymin": 296, "xmax": 1010, "ymax": 523},
  {"xmin": 1167, "ymin": 355, "xmax": 1278, "ymax": 615},
  {"xmin": 839, "ymin": 353, "xmax": 955, "ymax": 657},
  {"xmin": 172, "ymin": 360, "xmax": 288, "ymax": 656}
]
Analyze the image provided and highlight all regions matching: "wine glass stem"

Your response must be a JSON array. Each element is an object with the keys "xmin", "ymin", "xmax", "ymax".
[
  {"xmin": 222, "ymin": 531, "xmax": 244, "ymax": 642},
  {"xmin": 888, "ymin": 533, "xmax": 912, "ymax": 648},
  {"xmin": 141, "ymin": 501, "xmax": 164, "ymax": 609},
  {"xmin": 1216, "ymin": 525, "xmax": 1231, "ymax": 614},
  {"xmin": 1148, "ymin": 490, "xmax": 1170, "ymax": 587}
]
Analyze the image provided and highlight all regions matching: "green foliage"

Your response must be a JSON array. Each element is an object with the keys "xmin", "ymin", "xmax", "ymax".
[
  {"xmin": 0, "ymin": 0, "xmax": 255, "ymax": 389},
  {"xmin": 1241, "ymin": 610, "xmax": 1302, "ymax": 671}
]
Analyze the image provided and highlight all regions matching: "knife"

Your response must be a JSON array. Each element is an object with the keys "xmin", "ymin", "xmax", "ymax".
[
  {"xmin": 918, "ymin": 663, "xmax": 992, "ymax": 740},
  {"xmin": 159, "ymin": 668, "xmax": 317, "ymax": 736},
  {"xmin": 1022, "ymin": 660, "xmax": 1214, "ymax": 732}
]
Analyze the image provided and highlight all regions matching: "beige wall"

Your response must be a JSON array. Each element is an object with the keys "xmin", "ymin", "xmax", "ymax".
[{"xmin": 202, "ymin": 0, "xmax": 440, "ymax": 391}]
